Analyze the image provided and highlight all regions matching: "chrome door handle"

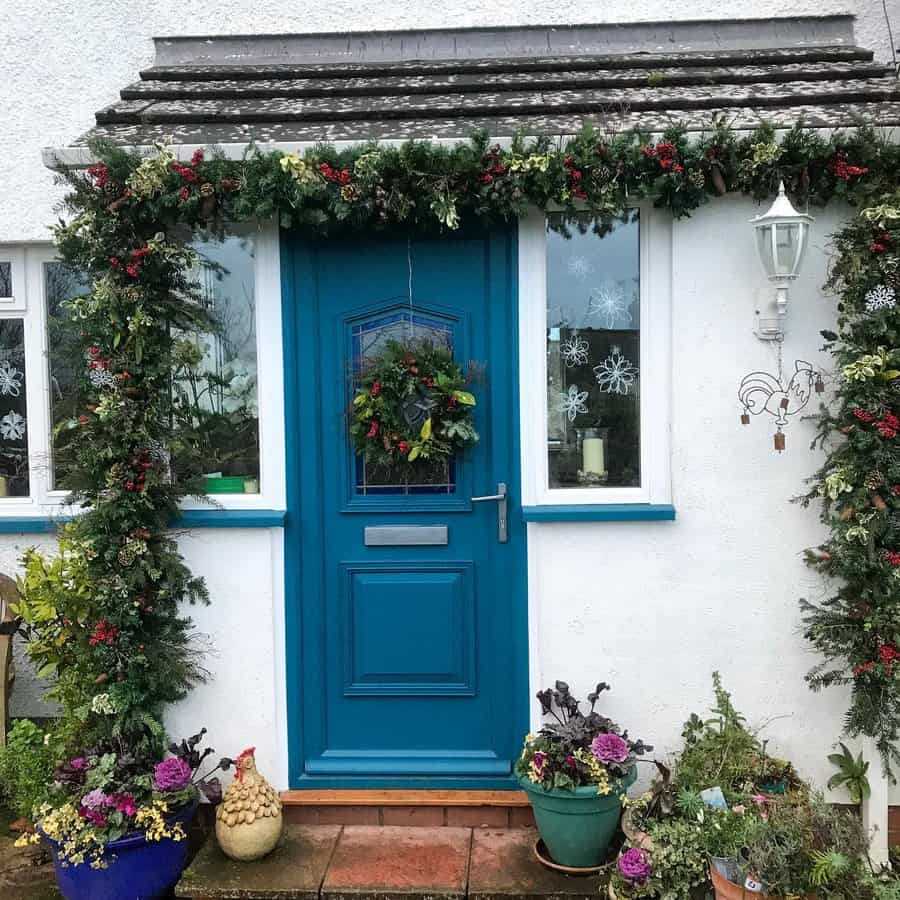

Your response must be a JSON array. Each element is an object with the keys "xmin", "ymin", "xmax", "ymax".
[{"xmin": 472, "ymin": 482, "xmax": 508, "ymax": 543}]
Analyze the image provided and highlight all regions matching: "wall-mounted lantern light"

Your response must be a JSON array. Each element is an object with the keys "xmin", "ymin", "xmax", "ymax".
[{"xmin": 750, "ymin": 182, "xmax": 813, "ymax": 339}]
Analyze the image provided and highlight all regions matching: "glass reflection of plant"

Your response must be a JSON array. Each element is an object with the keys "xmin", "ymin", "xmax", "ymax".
[{"xmin": 172, "ymin": 246, "xmax": 259, "ymax": 482}]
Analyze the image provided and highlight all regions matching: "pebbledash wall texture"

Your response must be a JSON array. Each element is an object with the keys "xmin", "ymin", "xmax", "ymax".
[{"xmin": 1, "ymin": 1, "xmax": 899, "ymax": 803}]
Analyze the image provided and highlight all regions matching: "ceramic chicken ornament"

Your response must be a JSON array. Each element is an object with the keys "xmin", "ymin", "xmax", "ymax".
[{"xmin": 215, "ymin": 747, "xmax": 283, "ymax": 861}]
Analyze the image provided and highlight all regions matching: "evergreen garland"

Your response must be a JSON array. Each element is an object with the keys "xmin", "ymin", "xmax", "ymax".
[
  {"xmin": 799, "ymin": 193, "xmax": 900, "ymax": 776},
  {"xmin": 13, "ymin": 119, "xmax": 900, "ymax": 776}
]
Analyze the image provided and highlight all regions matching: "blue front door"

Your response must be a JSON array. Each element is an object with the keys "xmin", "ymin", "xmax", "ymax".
[{"xmin": 283, "ymin": 227, "xmax": 528, "ymax": 788}]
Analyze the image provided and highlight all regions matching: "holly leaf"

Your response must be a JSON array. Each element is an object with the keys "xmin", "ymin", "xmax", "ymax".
[
  {"xmin": 408, "ymin": 446, "xmax": 421, "ymax": 462},
  {"xmin": 453, "ymin": 390, "xmax": 476, "ymax": 406},
  {"xmin": 420, "ymin": 418, "xmax": 432, "ymax": 441}
]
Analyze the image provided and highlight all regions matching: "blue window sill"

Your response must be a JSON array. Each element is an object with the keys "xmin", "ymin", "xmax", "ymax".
[
  {"xmin": 173, "ymin": 509, "xmax": 286, "ymax": 528},
  {"xmin": 522, "ymin": 504, "xmax": 676, "ymax": 522},
  {"xmin": 0, "ymin": 509, "xmax": 286, "ymax": 533}
]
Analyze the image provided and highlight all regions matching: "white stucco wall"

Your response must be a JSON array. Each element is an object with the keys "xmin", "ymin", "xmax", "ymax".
[
  {"xmin": 2, "ymin": 2, "xmax": 899, "ymax": 810},
  {"xmin": 530, "ymin": 198, "xmax": 851, "ymax": 797}
]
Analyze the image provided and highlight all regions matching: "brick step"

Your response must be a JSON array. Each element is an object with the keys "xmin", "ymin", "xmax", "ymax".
[{"xmin": 279, "ymin": 790, "xmax": 535, "ymax": 828}]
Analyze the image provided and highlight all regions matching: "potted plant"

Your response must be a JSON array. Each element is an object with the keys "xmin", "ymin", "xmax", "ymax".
[
  {"xmin": 19, "ymin": 729, "xmax": 230, "ymax": 900},
  {"xmin": 708, "ymin": 795, "xmax": 872, "ymax": 900},
  {"xmin": 608, "ymin": 818, "xmax": 709, "ymax": 900},
  {"xmin": 515, "ymin": 680, "xmax": 650, "ymax": 868}
]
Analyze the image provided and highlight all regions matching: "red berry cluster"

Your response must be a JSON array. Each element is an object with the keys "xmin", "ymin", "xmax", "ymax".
[
  {"xmin": 480, "ymin": 145, "xmax": 508, "ymax": 184},
  {"xmin": 884, "ymin": 551, "xmax": 900, "ymax": 566},
  {"xmin": 641, "ymin": 141, "xmax": 683, "ymax": 173},
  {"xmin": 87, "ymin": 162, "xmax": 110, "ymax": 188},
  {"xmin": 562, "ymin": 156, "xmax": 587, "ymax": 200},
  {"xmin": 829, "ymin": 152, "xmax": 869, "ymax": 181},
  {"xmin": 109, "ymin": 245, "xmax": 152, "ymax": 279},
  {"xmin": 173, "ymin": 149, "xmax": 205, "ymax": 201},
  {"xmin": 871, "ymin": 232, "xmax": 893, "ymax": 254},
  {"xmin": 124, "ymin": 450, "xmax": 153, "ymax": 493},
  {"xmin": 87, "ymin": 346, "xmax": 110, "ymax": 373},
  {"xmin": 320, "ymin": 163, "xmax": 352, "ymax": 185},
  {"xmin": 876, "ymin": 411, "xmax": 899, "ymax": 439},
  {"xmin": 852, "ymin": 407, "xmax": 898, "ymax": 438},
  {"xmin": 89, "ymin": 620, "xmax": 120, "ymax": 647}
]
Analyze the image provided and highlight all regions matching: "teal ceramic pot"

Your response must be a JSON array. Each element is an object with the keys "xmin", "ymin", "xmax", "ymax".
[{"xmin": 519, "ymin": 767, "xmax": 637, "ymax": 868}]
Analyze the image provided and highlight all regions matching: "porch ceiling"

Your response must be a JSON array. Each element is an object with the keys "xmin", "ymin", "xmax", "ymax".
[{"xmin": 54, "ymin": 19, "xmax": 900, "ymax": 159}]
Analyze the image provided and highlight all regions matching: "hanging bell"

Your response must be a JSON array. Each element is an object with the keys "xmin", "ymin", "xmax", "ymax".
[
  {"xmin": 774, "ymin": 429, "xmax": 786, "ymax": 452},
  {"xmin": 814, "ymin": 373, "xmax": 825, "ymax": 394},
  {"xmin": 741, "ymin": 412, "xmax": 750, "ymax": 425}
]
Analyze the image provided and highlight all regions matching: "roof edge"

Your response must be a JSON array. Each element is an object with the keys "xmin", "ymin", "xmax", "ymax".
[{"xmin": 151, "ymin": 16, "xmax": 858, "ymax": 68}]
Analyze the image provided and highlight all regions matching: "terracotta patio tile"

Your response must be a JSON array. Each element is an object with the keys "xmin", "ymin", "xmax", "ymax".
[
  {"xmin": 446, "ymin": 806, "xmax": 510, "ymax": 828},
  {"xmin": 382, "ymin": 805, "xmax": 445, "ymax": 826},
  {"xmin": 468, "ymin": 829, "xmax": 601, "ymax": 900},
  {"xmin": 322, "ymin": 825, "xmax": 471, "ymax": 899},
  {"xmin": 176, "ymin": 824, "xmax": 341, "ymax": 899}
]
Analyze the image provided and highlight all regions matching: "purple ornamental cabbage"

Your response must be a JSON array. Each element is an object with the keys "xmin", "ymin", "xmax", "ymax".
[
  {"xmin": 591, "ymin": 732, "xmax": 629, "ymax": 764},
  {"xmin": 153, "ymin": 756, "xmax": 192, "ymax": 791},
  {"xmin": 618, "ymin": 847, "xmax": 652, "ymax": 884}
]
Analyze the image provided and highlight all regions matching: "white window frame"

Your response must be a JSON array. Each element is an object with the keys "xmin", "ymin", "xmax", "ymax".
[
  {"xmin": 518, "ymin": 206, "xmax": 672, "ymax": 507},
  {"xmin": 0, "ymin": 223, "xmax": 285, "ymax": 516}
]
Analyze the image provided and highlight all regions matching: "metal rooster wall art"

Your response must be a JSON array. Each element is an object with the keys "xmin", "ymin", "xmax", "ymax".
[{"xmin": 737, "ymin": 359, "xmax": 821, "ymax": 452}]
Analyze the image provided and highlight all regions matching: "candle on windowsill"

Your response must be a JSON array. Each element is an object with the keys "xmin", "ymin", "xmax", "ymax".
[{"xmin": 579, "ymin": 427, "xmax": 608, "ymax": 484}]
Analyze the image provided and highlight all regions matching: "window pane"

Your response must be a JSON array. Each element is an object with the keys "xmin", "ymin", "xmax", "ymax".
[
  {"xmin": 0, "ymin": 319, "xmax": 29, "ymax": 496},
  {"xmin": 351, "ymin": 310, "xmax": 456, "ymax": 496},
  {"xmin": 546, "ymin": 213, "xmax": 640, "ymax": 489},
  {"xmin": 46, "ymin": 262, "xmax": 91, "ymax": 490},
  {"xmin": 0, "ymin": 263, "xmax": 11, "ymax": 297},
  {"xmin": 176, "ymin": 233, "xmax": 260, "ymax": 494}
]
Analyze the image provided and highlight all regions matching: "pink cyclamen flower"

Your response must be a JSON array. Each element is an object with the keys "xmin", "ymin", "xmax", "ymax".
[
  {"xmin": 79, "ymin": 807, "xmax": 108, "ymax": 827},
  {"xmin": 591, "ymin": 732, "xmax": 630, "ymax": 764},
  {"xmin": 618, "ymin": 847, "xmax": 652, "ymax": 884},
  {"xmin": 69, "ymin": 757, "xmax": 87, "ymax": 770},
  {"xmin": 80, "ymin": 789, "xmax": 110, "ymax": 810},
  {"xmin": 153, "ymin": 756, "xmax": 192, "ymax": 791},
  {"xmin": 111, "ymin": 793, "xmax": 137, "ymax": 817}
]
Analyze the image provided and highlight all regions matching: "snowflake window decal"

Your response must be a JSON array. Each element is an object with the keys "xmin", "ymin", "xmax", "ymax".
[
  {"xmin": 567, "ymin": 256, "xmax": 594, "ymax": 281},
  {"xmin": 865, "ymin": 284, "xmax": 896, "ymax": 312},
  {"xmin": 587, "ymin": 281, "xmax": 632, "ymax": 329},
  {"xmin": 560, "ymin": 335, "xmax": 589, "ymax": 368},
  {"xmin": 593, "ymin": 348, "xmax": 639, "ymax": 395},
  {"xmin": 557, "ymin": 384, "xmax": 589, "ymax": 422},
  {"xmin": 0, "ymin": 410, "xmax": 26, "ymax": 441},
  {"xmin": 89, "ymin": 367, "xmax": 118, "ymax": 389},
  {"xmin": 0, "ymin": 360, "xmax": 23, "ymax": 397}
]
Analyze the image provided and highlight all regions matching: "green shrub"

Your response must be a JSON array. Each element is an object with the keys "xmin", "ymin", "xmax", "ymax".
[{"xmin": 0, "ymin": 719, "xmax": 57, "ymax": 819}]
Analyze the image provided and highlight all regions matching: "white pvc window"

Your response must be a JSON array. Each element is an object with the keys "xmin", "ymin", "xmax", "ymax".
[
  {"xmin": 0, "ymin": 226, "xmax": 285, "ymax": 516},
  {"xmin": 518, "ymin": 207, "xmax": 672, "ymax": 507}
]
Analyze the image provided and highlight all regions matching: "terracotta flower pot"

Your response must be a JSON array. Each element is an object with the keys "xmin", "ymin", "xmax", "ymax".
[{"xmin": 709, "ymin": 865, "xmax": 818, "ymax": 900}]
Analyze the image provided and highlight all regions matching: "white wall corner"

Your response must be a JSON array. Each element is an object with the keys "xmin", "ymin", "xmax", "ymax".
[{"xmin": 862, "ymin": 736, "xmax": 891, "ymax": 867}]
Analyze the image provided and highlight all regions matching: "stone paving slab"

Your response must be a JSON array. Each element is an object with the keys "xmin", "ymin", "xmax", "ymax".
[
  {"xmin": 468, "ymin": 830, "xmax": 603, "ymax": 900},
  {"xmin": 321, "ymin": 826, "xmax": 471, "ymax": 900},
  {"xmin": 176, "ymin": 824, "xmax": 342, "ymax": 899}
]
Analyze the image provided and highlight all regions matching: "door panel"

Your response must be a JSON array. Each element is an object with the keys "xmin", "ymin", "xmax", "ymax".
[{"xmin": 284, "ymin": 227, "xmax": 527, "ymax": 787}]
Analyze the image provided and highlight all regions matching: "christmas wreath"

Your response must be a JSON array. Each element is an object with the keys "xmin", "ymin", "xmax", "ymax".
[{"xmin": 350, "ymin": 341, "xmax": 478, "ymax": 468}]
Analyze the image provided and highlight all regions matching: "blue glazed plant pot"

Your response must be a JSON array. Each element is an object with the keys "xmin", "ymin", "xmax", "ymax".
[
  {"xmin": 40, "ymin": 801, "xmax": 197, "ymax": 900},
  {"xmin": 519, "ymin": 767, "xmax": 637, "ymax": 868}
]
